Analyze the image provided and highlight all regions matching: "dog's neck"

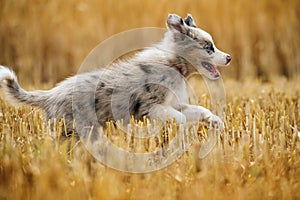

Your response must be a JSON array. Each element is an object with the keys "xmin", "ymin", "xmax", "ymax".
[
  {"xmin": 169, "ymin": 56, "xmax": 195, "ymax": 77},
  {"xmin": 157, "ymin": 33, "xmax": 197, "ymax": 77}
]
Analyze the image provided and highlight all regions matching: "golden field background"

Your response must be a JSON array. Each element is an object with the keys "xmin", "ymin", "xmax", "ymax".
[
  {"xmin": 0, "ymin": 0, "xmax": 300, "ymax": 200},
  {"xmin": 0, "ymin": 0, "xmax": 300, "ymax": 85}
]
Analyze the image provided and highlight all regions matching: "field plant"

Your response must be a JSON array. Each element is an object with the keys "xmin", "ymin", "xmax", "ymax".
[{"xmin": 0, "ymin": 78, "xmax": 299, "ymax": 199}]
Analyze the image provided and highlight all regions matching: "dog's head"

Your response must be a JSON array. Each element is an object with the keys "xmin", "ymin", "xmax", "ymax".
[{"xmin": 166, "ymin": 14, "xmax": 231, "ymax": 80}]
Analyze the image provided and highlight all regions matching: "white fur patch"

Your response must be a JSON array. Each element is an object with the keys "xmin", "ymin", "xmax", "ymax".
[
  {"xmin": 0, "ymin": 65, "xmax": 22, "ymax": 106},
  {"xmin": 0, "ymin": 65, "xmax": 17, "ymax": 82}
]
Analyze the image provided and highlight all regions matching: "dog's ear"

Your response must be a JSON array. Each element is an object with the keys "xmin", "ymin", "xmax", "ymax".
[
  {"xmin": 166, "ymin": 14, "xmax": 187, "ymax": 34},
  {"xmin": 184, "ymin": 14, "xmax": 197, "ymax": 28}
]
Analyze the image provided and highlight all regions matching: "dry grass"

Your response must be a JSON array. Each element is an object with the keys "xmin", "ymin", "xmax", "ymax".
[
  {"xmin": 0, "ymin": 78, "xmax": 299, "ymax": 200},
  {"xmin": 0, "ymin": 0, "xmax": 300, "ymax": 200}
]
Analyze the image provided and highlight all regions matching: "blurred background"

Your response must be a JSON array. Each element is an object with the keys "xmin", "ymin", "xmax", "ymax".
[{"xmin": 0, "ymin": 0, "xmax": 299, "ymax": 85}]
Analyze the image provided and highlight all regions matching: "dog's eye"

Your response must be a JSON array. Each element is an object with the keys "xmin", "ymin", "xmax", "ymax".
[{"xmin": 204, "ymin": 43, "xmax": 215, "ymax": 54}]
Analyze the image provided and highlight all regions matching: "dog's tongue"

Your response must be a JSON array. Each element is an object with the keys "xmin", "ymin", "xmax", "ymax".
[
  {"xmin": 211, "ymin": 67, "xmax": 220, "ymax": 77},
  {"xmin": 201, "ymin": 62, "xmax": 220, "ymax": 78}
]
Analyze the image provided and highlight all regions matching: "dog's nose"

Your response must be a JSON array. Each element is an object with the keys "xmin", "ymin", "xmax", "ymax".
[{"xmin": 226, "ymin": 55, "xmax": 231, "ymax": 64}]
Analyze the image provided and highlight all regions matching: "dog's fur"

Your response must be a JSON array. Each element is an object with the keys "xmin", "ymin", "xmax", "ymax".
[{"xmin": 0, "ymin": 14, "xmax": 231, "ymax": 139}]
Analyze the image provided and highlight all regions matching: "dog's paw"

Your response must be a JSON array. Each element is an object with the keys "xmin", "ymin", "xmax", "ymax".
[{"xmin": 208, "ymin": 115, "xmax": 224, "ymax": 129}]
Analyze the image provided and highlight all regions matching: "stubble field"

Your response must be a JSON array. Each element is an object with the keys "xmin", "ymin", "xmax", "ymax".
[{"xmin": 0, "ymin": 0, "xmax": 299, "ymax": 199}]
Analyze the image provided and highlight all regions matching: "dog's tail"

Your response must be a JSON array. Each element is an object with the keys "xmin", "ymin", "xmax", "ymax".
[{"xmin": 0, "ymin": 65, "xmax": 48, "ymax": 107}]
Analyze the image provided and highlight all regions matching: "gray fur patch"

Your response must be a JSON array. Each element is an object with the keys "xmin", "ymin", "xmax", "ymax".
[{"xmin": 139, "ymin": 64, "xmax": 152, "ymax": 74}]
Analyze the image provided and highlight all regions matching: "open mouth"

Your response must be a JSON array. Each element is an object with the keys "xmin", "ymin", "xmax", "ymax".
[{"xmin": 201, "ymin": 62, "xmax": 220, "ymax": 78}]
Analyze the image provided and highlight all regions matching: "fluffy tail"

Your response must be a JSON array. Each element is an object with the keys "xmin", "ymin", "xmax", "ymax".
[{"xmin": 0, "ymin": 65, "xmax": 48, "ymax": 107}]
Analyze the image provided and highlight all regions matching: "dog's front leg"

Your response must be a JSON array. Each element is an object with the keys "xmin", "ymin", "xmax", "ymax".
[
  {"xmin": 179, "ymin": 104, "xmax": 223, "ymax": 128},
  {"xmin": 149, "ymin": 104, "xmax": 187, "ymax": 124}
]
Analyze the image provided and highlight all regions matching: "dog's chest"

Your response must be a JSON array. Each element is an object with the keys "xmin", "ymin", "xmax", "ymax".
[{"xmin": 164, "ymin": 78, "xmax": 188, "ymax": 108}]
